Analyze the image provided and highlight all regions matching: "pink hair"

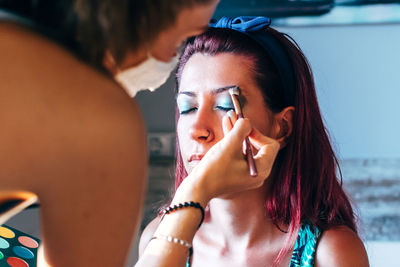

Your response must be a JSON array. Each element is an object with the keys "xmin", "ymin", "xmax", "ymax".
[{"xmin": 174, "ymin": 27, "xmax": 357, "ymax": 265}]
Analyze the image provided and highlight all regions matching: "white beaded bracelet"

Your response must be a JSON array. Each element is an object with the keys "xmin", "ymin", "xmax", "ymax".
[{"xmin": 151, "ymin": 234, "xmax": 192, "ymax": 249}]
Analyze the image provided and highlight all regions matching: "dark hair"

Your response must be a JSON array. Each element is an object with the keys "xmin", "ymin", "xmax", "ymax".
[
  {"xmin": 0, "ymin": 0, "xmax": 214, "ymax": 68},
  {"xmin": 175, "ymin": 27, "xmax": 357, "ymax": 264}
]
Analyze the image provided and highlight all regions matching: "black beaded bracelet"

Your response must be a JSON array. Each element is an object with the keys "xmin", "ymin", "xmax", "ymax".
[{"xmin": 160, "ymin": 201, "xmax": 205, "ymax": 229}]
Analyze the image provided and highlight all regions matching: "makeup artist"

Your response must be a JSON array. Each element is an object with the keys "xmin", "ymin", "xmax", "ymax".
[{"xmin": 0, "ymin": 0, "xmax": 223, "ymax": 266}]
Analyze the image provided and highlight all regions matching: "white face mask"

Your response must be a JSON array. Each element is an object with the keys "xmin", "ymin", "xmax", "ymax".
[{"xmin": 114, "ymin": 53, "xmax": 179, "ymax": 97}]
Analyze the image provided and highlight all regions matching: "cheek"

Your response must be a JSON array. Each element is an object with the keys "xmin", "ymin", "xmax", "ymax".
[
  {"xmin": 177, "ymin": 118, "xmax": 192, "ymax": 172},
  {"xmin": 244, "ymin": 107, "xmax": 275, "ymax": 137},
  {"xmin": 177, "ymin": 118, "xmax": 190, "ymax": 153},
  {"xmin": 214, "ymin": 113, "xmax": 227, "ymax": 137}
]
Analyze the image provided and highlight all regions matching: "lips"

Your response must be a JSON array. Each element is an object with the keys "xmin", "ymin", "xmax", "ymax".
[{"xmin": 188, "ymin": 154, "xmax": 204, "ymax": 162}]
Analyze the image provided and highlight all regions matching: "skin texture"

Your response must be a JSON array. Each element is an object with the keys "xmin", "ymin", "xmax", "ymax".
[
  {"xmin": 315, "ymin": 226, "xmax": 369, "ymax": 267},
  {"xmin": 139, "ymin": 53, "xmax": 369, "ymax": 267}
]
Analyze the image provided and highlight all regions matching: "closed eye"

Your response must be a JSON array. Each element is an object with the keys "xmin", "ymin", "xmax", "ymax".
[
  {"xmin": 179, "ymin": 107, "xmax": 198, "ymax": 115},
  {"xmin": 215, "ymin": 106, "xmax": 234, "ymax": 112}
]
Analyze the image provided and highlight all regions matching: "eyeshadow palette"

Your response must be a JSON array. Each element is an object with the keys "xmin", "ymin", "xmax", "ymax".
[{"xmin": 0, "ymin": 225, "xmax": 40, "ymax": 267}]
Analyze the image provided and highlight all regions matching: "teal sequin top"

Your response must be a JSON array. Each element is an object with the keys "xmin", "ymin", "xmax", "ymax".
[{"xmin": 187, "ymin": 221, "xmax": 321, "ymax": 267}]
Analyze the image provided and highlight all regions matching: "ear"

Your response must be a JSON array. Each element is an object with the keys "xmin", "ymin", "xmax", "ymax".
[{"xmin": 274, "ymin": 106, "xmax": 295, "ymax": 148}]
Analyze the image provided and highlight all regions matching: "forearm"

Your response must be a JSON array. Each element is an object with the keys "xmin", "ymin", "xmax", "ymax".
[{"xmin": 136, "ymin": 174, "xmax": 207, "ymax": 267}]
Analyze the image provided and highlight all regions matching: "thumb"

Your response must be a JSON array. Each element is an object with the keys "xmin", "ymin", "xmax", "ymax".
[{"xmin": 222, "ymin": 114, "xmax": 233, "ymax": 135}]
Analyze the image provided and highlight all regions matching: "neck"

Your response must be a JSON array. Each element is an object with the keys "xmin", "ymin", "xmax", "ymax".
[{"xmin": 204, "ymin": 184, "xmax": 283, "ymax": 247}]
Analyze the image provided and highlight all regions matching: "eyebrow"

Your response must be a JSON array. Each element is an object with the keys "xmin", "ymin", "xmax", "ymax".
[{"xmin": 179, "ymin": 85, "xmax": 238, "ymax": 97}]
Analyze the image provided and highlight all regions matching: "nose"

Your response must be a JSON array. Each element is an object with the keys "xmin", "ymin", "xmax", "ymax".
[{"xmin": 189, "ymin": 107, "xmax": 215, "ymax": 143}]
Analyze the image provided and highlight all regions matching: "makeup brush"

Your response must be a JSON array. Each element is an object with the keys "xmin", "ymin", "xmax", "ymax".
[{"xmin": 229, "ymin": 86, "xmax": 258, "ymax": 177}]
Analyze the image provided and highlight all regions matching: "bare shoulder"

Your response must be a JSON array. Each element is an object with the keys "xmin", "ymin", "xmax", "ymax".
[
  {"xmin": 139, "ymin": 217, "xmax": 161, "ymax": 257},
  {"xmin": 315, "ymin": 226, "xmax": 369, "ymax": 267},
  {"xmin": 0, "ymin": 22, "xmax": 146, "ymax": 190},
  {"xmin": 0, "ymin": 23, "xmax": 149, "ymax": 266}
]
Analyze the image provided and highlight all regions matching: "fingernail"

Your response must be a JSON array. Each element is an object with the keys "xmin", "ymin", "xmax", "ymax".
[{"xmin": 227, "ymin": 110, "xmax": 233, "ymax": 119}]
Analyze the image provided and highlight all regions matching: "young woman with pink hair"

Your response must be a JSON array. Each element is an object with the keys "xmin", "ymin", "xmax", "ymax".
[{"xmin": 139, "ymin": 16, "xmax": 369, "ymax": 267}]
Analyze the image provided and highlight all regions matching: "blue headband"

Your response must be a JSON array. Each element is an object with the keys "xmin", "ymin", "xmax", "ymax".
[{"xmin": 209, "ymin": 16, "xmax": 295, "ymax": 107}]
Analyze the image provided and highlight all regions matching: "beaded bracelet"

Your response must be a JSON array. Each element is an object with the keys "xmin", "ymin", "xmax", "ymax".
[
  {"xmin": 160, "ymin": 201, "xmax": 205, "ymax": 229},
  {"xmin": 150, "ymin": 234, "xmax": 193, "ymax": 257}
]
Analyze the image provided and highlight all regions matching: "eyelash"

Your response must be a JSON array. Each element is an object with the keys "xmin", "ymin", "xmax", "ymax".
[
  {"xmin": 216, "ymin": 106, "xmax": 234, "ymax": 112},
  {"xmin": 179, "ymin": 107, "xmax": 197, "ymax": 115},
  {"xmin": 179, "ymin": 106, "xmax": 234, "ymax": 115}
]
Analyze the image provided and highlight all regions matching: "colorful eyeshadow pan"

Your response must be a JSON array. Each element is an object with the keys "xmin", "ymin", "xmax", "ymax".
[
  {"xmin": 13, "ymin": 246, "xmax": 34, "ymax": 259},
  {"xmin": 0, "ymin": 225, "xmax": 40, "ymax": 266},
  {"xmin": 0, "ymin": 237, "xmax": 10, "ymax": 249},
  {"xmin": 17, "ymin": 237, "xmax": 38, "ymax": 249},
  {"xmin": 0, "ymin": 226, "xmax": 15, "ymax": 239},
  {"xmin": 7, "ymin": 257, "xmax": 29, "ymax": 267}
]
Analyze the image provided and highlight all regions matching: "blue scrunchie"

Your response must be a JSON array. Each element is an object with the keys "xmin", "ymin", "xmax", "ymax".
[
  {"xmin": 209, "ymin": 16, "xmax": 271, "ymax": 33},
  {"xmin": 209, "ymin": 16, "xmax": 295, "ymax": 107}
]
